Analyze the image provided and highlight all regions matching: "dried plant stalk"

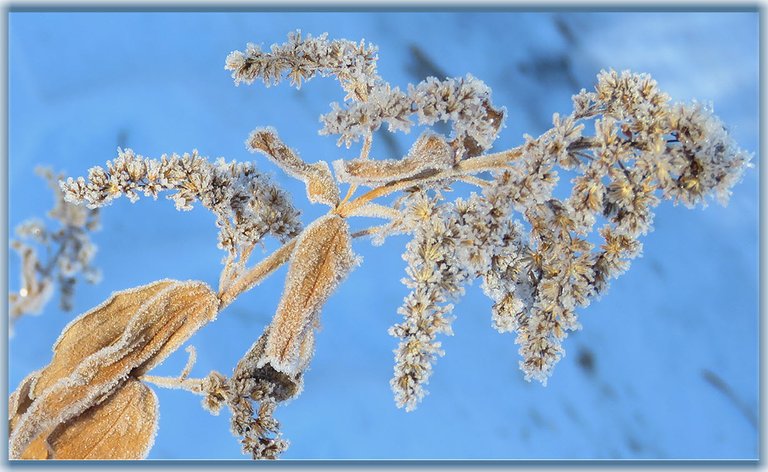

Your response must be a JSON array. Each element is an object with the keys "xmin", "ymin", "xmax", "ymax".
[
  {"xmin": 8, "ymin": 279, "xmax": 220, "ymax": 459},
  {"xmin": 9, "ymin": 167, "xmax": 101, "ymax": 331},
  {"xmin": 259, "ymin": 214, "xmax": 357, "ymax": 376}
]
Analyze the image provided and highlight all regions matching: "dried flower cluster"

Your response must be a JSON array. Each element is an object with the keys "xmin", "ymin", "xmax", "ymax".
[
  {"xmin": 385, "ymin": 70, "xmax": 751, "ymax": 407},
  {"xmin": 195, "ymin": 331, "xmax": 300, "ymax": 459},
  {"xmin": 9, "ymin": 167, "xmax": 101, "ymax": 332},
  {"xmin": 320, "ymin": 74, "xmax": 504, "ymax": 155},
  {"xmin": 60, "ymin": 148, "xmax": 301, "ymax": 261},
  {"xmin": 9, "ymin": 32, "xmax": 751, "ymax": 460},
  {"xmin": 388, "ymin": 185, "xmax": 525, "ymax": 410},
  {"xmin": 225, "ymin": 30, "xmax": 378, "ymax": 101}
]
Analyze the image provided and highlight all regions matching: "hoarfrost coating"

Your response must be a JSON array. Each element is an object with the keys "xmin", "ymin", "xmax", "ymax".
[{"xmin": 9, "ymin": 14, "xmax": 757, "ymax": 460}]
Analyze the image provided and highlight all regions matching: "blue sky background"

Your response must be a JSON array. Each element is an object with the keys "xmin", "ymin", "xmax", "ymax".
[{"xmin": 7, "ymin": 11, "xmax": 759, "ymax": 460}]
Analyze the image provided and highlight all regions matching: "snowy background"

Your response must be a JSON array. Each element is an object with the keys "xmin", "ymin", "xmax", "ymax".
[{"xmin": 7, "ymin": 11, "xmax": 759, "ymax": 460}]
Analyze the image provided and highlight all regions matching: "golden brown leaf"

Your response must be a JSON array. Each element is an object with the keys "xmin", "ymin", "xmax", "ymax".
[
  {"xmin": 8, "ymin": 279, "xmax": 219, "ymax": 460},
  {"xmin": 32, "ymin": 280, "xmax": 174, "ymax": 395},
  {"xmin": 260, "ymin": 214, "xmax": 356, "ymax": 375},
  {"xmin": 304, "ymin": 161, "xmax": 340, "ymax": 206},
  {"xmin": 20, "ymin": 380, "xmax": 158, "ymax": 460}
]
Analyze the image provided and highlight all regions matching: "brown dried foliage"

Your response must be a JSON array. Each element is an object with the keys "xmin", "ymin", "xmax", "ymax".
[
  {"xmin": 248, "ymin": 127, "xmax": 340, "ymax": 206},
  {"xmin": 9, "ymin": 279, "xmax": 220, "ymax": 459},
  {"xmin": 259, "ymin": 214, "xmax": 356, "ymax": 376}
]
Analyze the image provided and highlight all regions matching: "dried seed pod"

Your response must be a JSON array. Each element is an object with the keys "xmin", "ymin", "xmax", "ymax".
[
  {"xmin": 248, "ymin": 127, "xmax": 340, "ymax": 206},
  {"xmin": 233, "ymin": 328, "xmax": 302, "ymax": 401},
  {"xmin": 333, "ymin": 131, "xmax": 453, "ymax": 186},
  {"xmin": 259, "ymin": 214, "xmax": 357, "ymax": 376},
  {"xmin": 8, "ymin": 279, "xmax": 220, "ymax": 459}
]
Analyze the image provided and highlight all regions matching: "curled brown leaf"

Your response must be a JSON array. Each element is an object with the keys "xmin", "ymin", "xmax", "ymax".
[
  {"xmin": 333, "ymin": 131, "xmax": 454, "ymax": 186},
  {"xmin": 20, "ymin": 380, "xmax": 158, "ymax": 460},
  {"xmin": 248, "ymin": 127, "xmax": 340, "ymax": 206}
]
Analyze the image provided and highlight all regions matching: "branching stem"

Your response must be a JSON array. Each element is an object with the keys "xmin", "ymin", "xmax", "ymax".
[
  {"xmin": 340, "ymin": 132, "xmax": 373, "ymax": 205},
  {"xmin": 336, "ymin": 147, "xmax": 523, "ymax": 217},
  {"xmin": 218, "ymin": 237, "xmax": 297, "ymax": 307}
]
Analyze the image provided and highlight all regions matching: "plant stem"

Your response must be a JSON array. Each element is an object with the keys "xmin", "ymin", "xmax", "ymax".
[
  {"xmin": 141, "ymin": 374, "xmax": 204, "ymax": 393},
  {"xmin": 351, "ymin": 224, "xmax": 389, "ymax": 239},
  {"xmin": 340, "ymin": 133, "xmax": 373, "ymax": 205},
  {"xmin": 218, "ymin": 237, "xmax": 297, "ymax": 308},
  {"xmin": 336, "ymin": 147, "xmax": 523, "ymax": 217},
  {"xmin": 457, "ymin": 175, "xmax": 492, "ymax": 188}
]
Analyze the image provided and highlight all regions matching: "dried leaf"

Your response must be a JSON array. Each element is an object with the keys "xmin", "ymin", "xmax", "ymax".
[
  {"xmin": 9, "ymin": 279, "xmax": 220, "ymax": 459},
  {"xmin": 259, "ymin": 214, "xmax": 356, "ymax": 375},
  {"xmin": 333, "ymin": 131, "xmax": 453, "ymax": 186},
  {"xmin": 234, "ymin": 328, "xmax": 303, "ymax": 402},
  {"xmin": 20, "ymin": 380, "xmax": 158, "ymax": 460},
  {"xmin": 8, "ymin": 371, "xmax": 39, "ymax": 433},
  {"xmin": 248, "ymin": 127, "xmax": 340, "ymax": 206},
  {"xmin": 304, "ymin": 161, "xmax": 340, "ymax": 206},
  {"xmin": 32, "ymin": 280, "xmax": 174, "ymax": 395}
]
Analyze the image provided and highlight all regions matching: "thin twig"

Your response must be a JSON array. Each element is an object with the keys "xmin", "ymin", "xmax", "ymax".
[
  {"xmin": 351, "ymin": 224, "xmax": 390, "ymax": 239},
  {"xmin": 180, "ymin": 346, "xmax": 197, "ymax": 381},
  {"xmin": 457, "ymin": 175, "xmax": 492, "ymax": 188},
  {"xmin": 218, "ymin": 237, "xmax": 298, "ymax": 308},
  {"xmin": 340, "ymin": 132, "xmax": 373, "ymax": 204},
  {"xmin": 141, "ymin": 375, "xmax": 204, "ymax": 393}
]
